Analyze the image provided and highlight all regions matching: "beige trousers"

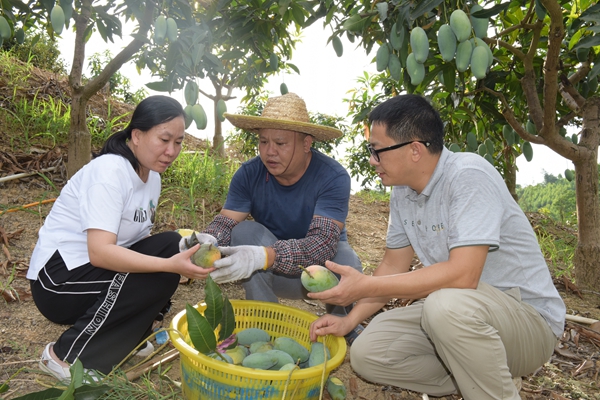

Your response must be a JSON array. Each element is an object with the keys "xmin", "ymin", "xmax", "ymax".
[{"xmin": 350, "ymin": 282, "xmax": 557, "ymax": 400}]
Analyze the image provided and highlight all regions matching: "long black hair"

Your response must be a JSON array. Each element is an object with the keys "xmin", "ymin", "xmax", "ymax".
[
  {"xmin": 97, "ymin": 95, "xmax": 186, "ymax": 173},
  {"xmin": 368, "ymin": 94, "xmax": 445, "ymax": 154}
]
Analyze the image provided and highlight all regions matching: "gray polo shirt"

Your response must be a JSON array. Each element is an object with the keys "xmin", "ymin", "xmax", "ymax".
[{"xmin": 387, "ymin": 148, "xmax": 565, "ymax": 337}]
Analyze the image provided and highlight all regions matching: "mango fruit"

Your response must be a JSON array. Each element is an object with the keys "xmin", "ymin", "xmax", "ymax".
[
  {"xmin": 50, "ymin": 5, "xmax": 65, "ymax": 35},
  {"xmin": 208, "ymin": 351, "xmax": 233, "ymax": 364},
  {"xmin": 266, "ymin": 349, "xmax": 295, "ymax": 370},
  {"xmin": 166, "ymin": 17, "xmax": 178, "ymax": 42},
  {"xmin": 249, "ymin": 340, "xmax": 273, "ymax": 354},
  {"xmin": 406, "ymin": 53, "xmax": 425, "ymax": 86},
  {"xmin": 191, "ymin": 103, "xmax": 207, "ymax": 130},
  {"xmin": 450, "ymin": 9, "xmax": 471, "ymax": 42},
  {"xmin": 455, "ymin": 40, "xmax": 473, "ymax": 73},
  {"xmin": 225, "ymin": 346, "xmax": 249, "ymax": 365},
  {"xmin": 470, "ymin": 45, "xmax": 489, "ymax": 79},
  {"xmin": 470, "ymin": 4, "xmax": 489, "ymax": 38},
  {"xmin": 503, "ymin": 125, "xmax": 515, "ymax": 146},
  {"xmin": 273, "ymin": 337, "xmax": 309, "ymax": 363},
  {"xmin": 410, "ymin": 27, "xmax": 429, "ymax": 64},
  {"xmin": 308, "ymin": 342, "xmax": 330, "ymax": 367},
  {"xmin": 326, "ymin": 377, "xmax": 347, "ymax": 400},
  {"xmin": 216, "ymin": 99, "xmax": 227, "ymax": 122},
  {"xmin": 279, "ymin": 363, "xmax": 298, "ymax": 371},
  {"xmin": 236, "ymin": 327, "xmax": 270, "ymax": 346},
  {"xmin": 0, "ymin": 16, "xmax": 11, "ymax": 40},
  {"xmin": 183, "ymin": 105, "xmax": 194, "ymax": 129},
  {"xmin": 280, "ymin": 82, "xmax": 288, "ymax": 95},
  {"xmin": 522, "ymin": 141, "xmax": 533, "ymax": 162},
  {"xmin": 184, "ymin": 81, "xmax": 199, "ymax": 106},
  {"xmin": 565, "ymin": 169, "xmax": 574, "ymax": 182},
  {"xmin": 191, "ymin": 243, "xmax": 221, "ymax": 268},
  {"xmin": 389, "ymin": 23, "xmax": 402, "ymax": 51},
  {"xmin": 242, "ymin": 352, "xmax": 279, "ymax": 370},
  {"xmin": 154, "ymin": 15, "xmax": 167, "ymax": 44},
  {"xmin": 300, "ymin": 265, "xmax": 339, "ymax": 293},
  {"xmin": 388, "ymin": 53, "xmax": 402, "ymax": 81},
  {"xmin": 437, "ymin": 24, "xmax": 457, "ymax": 62},
  {"xmin": 448, "ymin": 143, "xmax": 461, "ymax": 153},
  {"xmin": 376, "ymin": 43, "xmax": 390, "ymax": 72}
]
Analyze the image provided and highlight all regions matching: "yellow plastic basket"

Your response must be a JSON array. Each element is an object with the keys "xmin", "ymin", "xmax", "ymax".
[{"xmin": 169, "ymin": 299, "xmax": 347, "ymax": 400}]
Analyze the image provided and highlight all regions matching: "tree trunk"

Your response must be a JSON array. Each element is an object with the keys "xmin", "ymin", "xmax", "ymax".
[
  {"xmin": 573, "ymin": 98, "xmax": 600, "ymax": 290},
  {"xmin": 503, "ymin": 155, "xmax": 518, "ymax": 201},
  {"xmin": 65, "ymin": 0, "xmax": 155, "ymax": 177},
  {"xmin": 213, "ymin": 97, "xmax": 225, "ymax": 157},
  {"xmin": 67, "ymin": 89, "xmax": 92, "ymax": 177}
]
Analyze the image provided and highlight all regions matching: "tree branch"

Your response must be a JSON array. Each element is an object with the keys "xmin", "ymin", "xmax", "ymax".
[
  {"xmin": 540, "ymin": 0, "xmax": 565, "ymax": 138},
  {"xmin": 83, "ymin": 1, "xmax": 156, "ymax": 101}
]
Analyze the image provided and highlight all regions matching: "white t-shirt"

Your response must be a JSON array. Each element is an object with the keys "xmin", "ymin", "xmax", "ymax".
[
  {"xmin": 27, "ymin": 154, "xmax": 161, "ymax": 279},
  {"xmin": 387, "ymin": 148, "xmax": 566, "ymax": 337}
]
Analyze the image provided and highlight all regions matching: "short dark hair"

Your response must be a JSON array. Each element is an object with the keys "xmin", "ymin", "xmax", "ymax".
[
  {"xmin": 98, "ymin": 95, "xmax": 185, "ymax": 172},
  {"xmin": 368, "ymin": 94, "xmax": 444, "ymax": 154}
]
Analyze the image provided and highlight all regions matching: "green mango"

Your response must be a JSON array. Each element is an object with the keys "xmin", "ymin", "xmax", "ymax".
[
  {"xmin": 406, "ymin": 53, "xmax": 425, "ymax": 85},
  {"xmin": 236, "ymin": 328, "xmax": 270, "ymax": 346},
  {"xmin": 522, "ymin": 141, "xmax": 533, "ymax": 162},
  {"xmin": 242, "ymin": 352, "xmax": 279, "ymax": 370},
  {"xmin": 326, "ymin": 377, "xmax": 347, "ymax": 400},
  {"xmin": 455, "ymin": 40, "xmax": 473, "ymax": 73},
  {"xmin": 450, "ymin": 9, "xmax": 471, "ymax": 42},
  {"xmin": 437, "ymin": 24, "xmax": 457, "ymax": 62},
  {"xmin": 300, "ymin": 265, "xmax": 339, "ymax": 293},
  {"xmin": 410, "ymin": 26, "xmax": 429, "ymax": 64},
  {"xmin": 273, "ymin": 337, "xmax": 309, "ymax": 363}
]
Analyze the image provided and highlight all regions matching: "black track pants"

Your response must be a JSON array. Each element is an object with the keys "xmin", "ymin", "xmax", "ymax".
[{"xmin": 30, "ymin": 231, "xmax": 181, "ymax": 374}]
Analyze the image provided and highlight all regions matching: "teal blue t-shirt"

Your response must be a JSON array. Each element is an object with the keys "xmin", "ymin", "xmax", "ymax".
[{"xmin": 224, "ymin": 149, "xmax": 350, "ymax": 241}]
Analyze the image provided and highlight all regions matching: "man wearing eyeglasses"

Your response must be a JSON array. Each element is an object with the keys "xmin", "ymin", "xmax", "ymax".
[{"xmin": 309, "ymin": 94, "xmax": 565, "ymax": 399}]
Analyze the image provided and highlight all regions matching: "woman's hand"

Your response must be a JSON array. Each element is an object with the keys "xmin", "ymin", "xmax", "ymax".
[{"xmin": 175, "ymin": 244, "xmax": 215, "ymax": 280}]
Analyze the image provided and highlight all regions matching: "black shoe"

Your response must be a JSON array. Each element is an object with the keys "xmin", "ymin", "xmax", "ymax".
[{"xmin": 344, "ymin": 324, "xmax": 364, "ymax": 346}]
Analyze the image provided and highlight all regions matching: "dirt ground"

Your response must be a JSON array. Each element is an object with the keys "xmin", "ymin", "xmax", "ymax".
[{"xmin": 2, "ymin": 162, "xmax": 600, "ymax": 400}]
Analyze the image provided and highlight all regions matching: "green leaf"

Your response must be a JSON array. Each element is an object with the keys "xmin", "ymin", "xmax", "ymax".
[
  {"xmin": 12, "ymin": 388, "xmax": 65, "ymax": 399},
  {"xmin": 145, "ymin": 81, "xmax": 171, "ymax": 92},
  {"xmin": 572, "ymin": 35, "xmax": 600, "ymax": 51},
  {"xmin": 204, "ymin": 276, "xmax": 223, "ymax": 330},
  {"xmin": 470, "ymin": 2, "xmax": 510, "ymax": 18},
  {"xmin": 74, "ymin": 384, "xmax": 112, "ymax": 400},
  {"xmin": 409, "ymin": 0, "xmax": 444, "ymax": 22},
  {"xmin": 218, "ymin": 294, "xmax": 236, "ymax": 341},
  {"xmin": 376, "ymin": 3, "xmax": 388, "ymax": 22},
  {"xmin": 186, "ymin": 304, "xmax": 217, "ymax": 354},
  {"xmin": 70, "ymin": 359, "xmax": 84, "ymax": 388}
]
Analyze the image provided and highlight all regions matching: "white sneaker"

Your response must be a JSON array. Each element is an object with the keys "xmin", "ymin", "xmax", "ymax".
[
  {"xmin": 39, "ymin": 342, "xmax": 101, "ymax": 383},
  {"xmin": 133, "ymin": 341, "xmax": 154, "ymax": 358},
  {"xmin": 39, "ymin": 342, "xmax": 70, "ymax": 382}
]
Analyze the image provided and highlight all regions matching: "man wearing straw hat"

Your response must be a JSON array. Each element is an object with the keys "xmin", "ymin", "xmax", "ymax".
[{"xmin": 181, "ymin": 92, "xmax": 364, "ymax": 344}]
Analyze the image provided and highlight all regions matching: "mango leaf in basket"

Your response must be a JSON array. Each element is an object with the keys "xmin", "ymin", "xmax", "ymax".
[
  {"xmin": 186, "ymin": 303, "xmax": 217, "ymax": 354},
  {"xmin": 204, "ymin": 276, "xmax": 223, "ymax": 330},
  {"xmin": 218, "ymin": 293, "xmax": 235, "ymax": 342}
]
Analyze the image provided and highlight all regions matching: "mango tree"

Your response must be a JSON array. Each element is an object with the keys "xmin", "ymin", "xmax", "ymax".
[
  {"xmin": 1, "ymin": 0, "xmax": 315, "ymax": 171},
  {"xmin": 141, "ymin": 0, "xmax": 310, "ymax": 157},
  {"xmin": 326, "ymin": 0, "xmax": 600, "ymax": 289}
]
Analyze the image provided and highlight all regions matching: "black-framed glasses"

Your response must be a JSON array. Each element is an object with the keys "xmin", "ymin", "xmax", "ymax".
[{"xmin": 366, "ymin": 141, "xmax": 430, "ymax": 162}]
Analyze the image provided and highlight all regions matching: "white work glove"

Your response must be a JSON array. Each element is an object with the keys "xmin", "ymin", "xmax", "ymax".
[
  {"xmin": 178, "ymin": 232, "xmax": 218, "ymax": 252},
  {"xmin": 210, "ymin": 246, "xmax": 268, "ymax": 284}
]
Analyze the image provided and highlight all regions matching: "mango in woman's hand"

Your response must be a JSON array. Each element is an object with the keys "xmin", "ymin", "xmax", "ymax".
[{"xmin": 191, "ymin": 243, "xmax": 221, "ymax": 268}]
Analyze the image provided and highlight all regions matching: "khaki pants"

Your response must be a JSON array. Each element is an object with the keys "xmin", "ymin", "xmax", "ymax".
[{"xmin": 350, "ymin": 282, "xmax": 557, "ymax": 399}]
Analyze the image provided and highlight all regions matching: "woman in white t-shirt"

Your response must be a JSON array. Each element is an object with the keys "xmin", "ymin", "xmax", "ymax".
[{"xmin": 27, "ymin": 95, "xmax": 211, "ymax": 382}]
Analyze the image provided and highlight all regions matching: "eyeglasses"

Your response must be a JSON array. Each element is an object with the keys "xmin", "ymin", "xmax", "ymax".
[{"xmin": 366, "ymin": 140, "xmax": 430, "ymax": 162}]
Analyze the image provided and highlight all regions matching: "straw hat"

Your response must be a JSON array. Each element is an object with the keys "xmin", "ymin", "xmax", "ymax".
[{"xmin": 223, "ymin": 93, "xmax": 342, "ymax": 142}]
